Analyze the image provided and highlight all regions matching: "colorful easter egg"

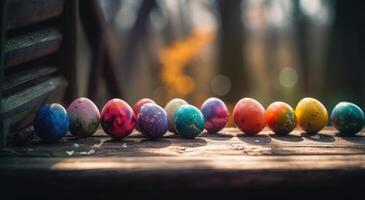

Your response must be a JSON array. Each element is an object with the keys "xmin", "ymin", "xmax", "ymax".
[
  {"xmin": 133, "ymin": 98, "xmax": 156, "ymax": 131},
  {"xmin": 137, "ymin": 103, "xmax": 168, "ymax": 139},
  {"xmin": 33, "ymin": 103, "xmax": 70, "ymax": 142},
  {"xmin": 331, "ymin": 102, "xmax": 365, "ymax": 135},
  {"xmin": 67, "ymin": 97, "xmax": 100, "ymax": 138},
  {"xmin": 164, "ymin": 98, "xmax": 188, "ymax": 133},
  {"xmin": 266, "ymin": 101, "xmax": 296, "ymax": 135},
  {"xmin": 101, "ymin": 99, "xmax": 135, "ymax": 140},
  {"xmin": 233, "ymin": 98, "xmax": 266, "ymax": 135},
  {"xmin": 200, "ymin": 97, "xmax": 229, "ymax": 134},
  {"xmin": 174, "ymin": 105, "xmax": 205, "ymax": 139},
  {"xmin": 133, "ymin": 98, "xmax": 156, "ymax": 116},
  {"xmin": 295, "ymin": 97, "xmax": 328, "ymax": 134}
]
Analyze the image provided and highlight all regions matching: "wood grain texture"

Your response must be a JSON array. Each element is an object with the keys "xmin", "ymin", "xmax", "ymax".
[
  {"xmin": 3, "ymin": 66, "xmax": 58, "ymax": 95},
  {"xmin": 4, "ymin": 28, "xmax": 62, "ymax": 68},
  {"xmin": 1, "ymin": 127, "xmax": 365, "ymax": 199}
]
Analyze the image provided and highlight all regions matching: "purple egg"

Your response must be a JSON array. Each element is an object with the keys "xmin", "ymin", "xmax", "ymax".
[
  {"xmin": 137, "ymin": 103, "xmax": 168, "ymax": 139},
  {"xmin": 200, "ymin": 97, "xmax": 229, "ymax": 134}
]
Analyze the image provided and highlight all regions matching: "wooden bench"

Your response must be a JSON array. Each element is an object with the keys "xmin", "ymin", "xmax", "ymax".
[{"xmin": 1, "ymin": 127, "xmax": 365, "ymax": 199}]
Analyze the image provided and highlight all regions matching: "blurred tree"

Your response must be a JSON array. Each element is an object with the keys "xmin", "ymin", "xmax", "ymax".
[
  {"xmin": 217, "ymin": 0, "xmax": 249, "ymax": 103},
  {"xmin": 325, "ymin": 0, "xmax": 365, "ymax": 109},
  {"xmin": 293, "ymin": 0, "xmax": 309, "ymax": 95}
]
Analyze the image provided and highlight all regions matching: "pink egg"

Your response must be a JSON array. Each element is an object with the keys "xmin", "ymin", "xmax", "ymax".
[{"xmin": 67, "ymin": 97, "xmax": 100, "ymax": 138}]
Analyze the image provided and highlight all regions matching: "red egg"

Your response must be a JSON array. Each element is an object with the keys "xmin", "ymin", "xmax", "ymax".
[
  {"xmin": 101, "ymin": 99, "xmax": 135, "ymax": 140},
  {"xmin": 133, "ymin": 98, "xmax": 156, "ymax": 116},
  {"xmin": 233, "ymin": 98, "xmax": 266, "ymax": 135}
]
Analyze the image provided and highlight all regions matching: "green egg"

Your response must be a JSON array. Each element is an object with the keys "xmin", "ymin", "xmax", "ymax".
[
  {"xmin": 174, "ymin": 105, "xmax": 205, "ymax": 139},
  {"xmin": 331, "ymin": 102, "xmax": 365, "ymax": 135}
]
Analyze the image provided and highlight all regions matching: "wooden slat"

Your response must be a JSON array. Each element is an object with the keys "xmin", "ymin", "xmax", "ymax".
[
  {"xmin": 6, "ymin": 0, "xmax": 64, "ymax": 30},
  {"xmin": 2, "ymin": 66, "xmax": 58, "ymax": 94},
  {"xmin": 4, "ymin": 28, "xmax": 63, "ymax": 68}
]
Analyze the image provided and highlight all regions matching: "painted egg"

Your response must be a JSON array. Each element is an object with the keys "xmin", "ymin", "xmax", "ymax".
[
  {"xmin": 133, "ymin": 98, "xmax": 156, "ymax": 131},
  {"xmin": 133, "ymin": 98, "xmax": 156, "ymax": 116},
  {"xmin": 33, "ymin": 103, "xmax": 70, "ymax": 142},
  {"xmin": 200, "ymin": 97, "xmax": 229, "ymax": 134},
  {"xmin": 295, "ymin": 97, "xmax": 328, "ymax": 134},
  {"xmin": 67, "ymin": 97, "xmax": 100, "ymax": 138},
  {"xmin": 164, "ymin": 98, "xmax": 188, "ymax": 133},
  {"xmin": 233, "ymin": 98, "xmax": 266, "ymax": 135},
  {"xmin": 174, "ymin": 105, "xmax": 205, "ymax": 139},
  {"xmin": 266, "ymin": 101, "xmax": 296, "ymax": 135},
  {"xmin": 331, "ymin": 102, "xmax": 365, "ymax": 135},
  {"xmin": 100, "ymin": 99, "xmax": 135, "ymax": 140},
  {"xmin": 137, "ymin": 103, "xmax": 168, "ymax": 139}
]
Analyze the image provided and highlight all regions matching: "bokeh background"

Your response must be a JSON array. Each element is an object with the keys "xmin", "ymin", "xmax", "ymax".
[{"xmin": 77, "ymin": 0, "xmax": 365, "ymax": 125}]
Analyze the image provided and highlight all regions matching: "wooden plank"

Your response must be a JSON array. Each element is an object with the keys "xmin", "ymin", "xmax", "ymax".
[
  {"xmin": 6, "ymin": 0, "xmax": 64, "ymax": 30},
  {"xmin": 2, "ymin": 66, "xmax": 58, "ymax": 95},
  {"xmin": 1, "ymin": 128, "xmax": 365, "ymax": 199},
  {"xmin": 4, "ymin": 28, "xmax": 63, "ymax": 68}
]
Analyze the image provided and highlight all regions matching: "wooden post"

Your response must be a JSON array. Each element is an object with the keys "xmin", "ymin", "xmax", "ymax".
[
  {"xmin": 59, "ymin": 0, "xmax": 78, "ymax": 104},
  {"xmin": 0, "ymin": 0, "xmax": 8, "ymax": 147}
]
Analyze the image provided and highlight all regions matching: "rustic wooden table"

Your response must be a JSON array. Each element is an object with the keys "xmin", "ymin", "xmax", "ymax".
[{"xmin": 1, "ymin": 127, "xmax": 365, "ymax": 199}]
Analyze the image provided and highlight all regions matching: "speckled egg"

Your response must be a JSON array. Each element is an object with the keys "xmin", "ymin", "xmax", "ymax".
[
  {"xmin": 295, "ymin": 97, "xmax": 328, "ymax": 134},
  {"xmin": 200, "ymin": 97, "xmax": 229, "ymax": 134},
  {"xmin": 67, "ymin": 98, "xmax": 100, "ymax": 138},
  {"xmin": 101, "ymin": 99, "xmax": 135, "ymax": 140},
  {"xmin": 133, "ymin": 98, "xmax": 156, "ymax": 116},
  {"xmin": 137, "ymin": 103, "xmax": 168, "ymax": 139},
  {"xmin": 331, "ymin": 102, "xmax": 365, "ymax": 135},
  {"xmin": 174, "ymin": 105, "xmax": 205, "ymax": 139},
  {"xmin": 164, "ymin": 98, "xmax": 188, "ymax": 133},
  {"xmin": 33, "ymin": 103, "xmax": 70, "ymax": 142},
  {"xmin": 233, "ymin": 98, "xmax": 266, "ymax": 135},
  {"xmin": 133, "ymin": 98, "xmax": 156, "ymax": 131},
  {"xmin": 266, "ymin": 101, "xmax": 296, "ymax": 135}
]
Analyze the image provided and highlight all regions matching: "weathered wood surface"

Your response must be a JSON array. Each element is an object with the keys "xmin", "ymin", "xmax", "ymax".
[
  {"xmin": 3, "ymin": 66, "xmax": 57, "ymax": 95},
  {"xmin": 1, "ymin": 127, "xmax": 365, "ymax": 199},
  {"xmin": 4, "ymin": 28, "xmax": 62, "ymax": 68}
]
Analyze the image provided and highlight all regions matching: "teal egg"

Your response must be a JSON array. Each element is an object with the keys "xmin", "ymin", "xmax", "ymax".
[
  {"xmin": 331, "ymin": 102, "xmax": 365, "ymax": 135},
  {"xmin": 174, "ymin": 105, "xmax": 205, "ymax": 139}
]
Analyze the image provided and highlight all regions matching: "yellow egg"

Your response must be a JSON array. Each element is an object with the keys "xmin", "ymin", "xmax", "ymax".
[{"xmin": 295, "ymin": 97, "xmax": 328, "ymax": 134}]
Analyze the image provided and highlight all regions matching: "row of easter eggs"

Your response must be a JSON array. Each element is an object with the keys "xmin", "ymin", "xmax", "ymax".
[{"xmin": 33, "ymin": 97, "xmax": 365, "ymax": 142}]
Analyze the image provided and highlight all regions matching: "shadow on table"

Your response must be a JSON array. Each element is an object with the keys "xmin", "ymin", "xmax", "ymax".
[
  {"xmin": 200, "ymin": 131, "xmax": 234, "ymax": 141},
  {"xmin": 301, "ymin": 132, "xmax": 336, "ymax": 143},
  {"xmin": 174, "ymin": 138, "xmax": 208, "ymax": 148},
  {"xmin": 268, "ymin": 133, "xmax": 304, "ymax": 142},
  {"xmin": 336, "ymin": 133, "xmax": 365, "ymax": 144},
  {"xmin": 237, "ymin": 133, "xmax": 272, "ymax": 144}
]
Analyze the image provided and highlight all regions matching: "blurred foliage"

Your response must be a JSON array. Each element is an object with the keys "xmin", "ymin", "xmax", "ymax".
[{"xmin": 77, "ymin": 0, "xmax": 365, "ymax": 111}]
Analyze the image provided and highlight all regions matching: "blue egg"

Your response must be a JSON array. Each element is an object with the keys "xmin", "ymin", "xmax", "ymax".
[
  {"xmin": 34, "ymin": 103, "xmax": 70, "ymax": 142},
  {"xmin": 137, "ymin": 103, "xmax": 168, "ymax": 139},
  {"xmin": 331, "ymin": 102, "xmax": 365, "ymax": 135}
]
